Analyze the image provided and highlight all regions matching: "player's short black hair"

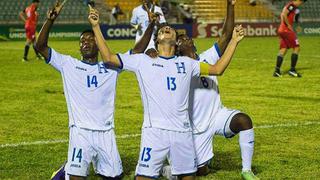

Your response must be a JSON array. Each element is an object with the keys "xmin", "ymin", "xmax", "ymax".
[
  {"xmin": 80, "ymin": 29, "xmax": 95, "ymax": 37},
  {"xmin": 153, "ymin": 23, "xmax": 178, "ymax": 50},
  {"xmin": 33, "ymin": 0, "xmax": 40, "ymax": 3}
]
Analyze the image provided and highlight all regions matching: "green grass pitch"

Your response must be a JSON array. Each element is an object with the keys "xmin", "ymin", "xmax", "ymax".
[{"xmin": 0, "ymin": 36, "xmax": 319, "ymax": 179}]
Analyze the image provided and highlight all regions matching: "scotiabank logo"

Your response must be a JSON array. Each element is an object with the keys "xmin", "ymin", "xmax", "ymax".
[{"xmin": 194, "ymin": 23, "xmax": 279, "ymax": 38}]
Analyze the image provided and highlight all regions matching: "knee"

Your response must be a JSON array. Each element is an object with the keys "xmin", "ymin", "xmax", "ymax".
[
  {"xmin": 230, "ymin": 113, "xmax": 253, "ymax": 133},
  {"xmin": 293, "ymin": 47, "xmax": 300, "ymax": 54},
  {"xmin": 196, "ymin": 165, "xmax": 210, "ymax": 176}
]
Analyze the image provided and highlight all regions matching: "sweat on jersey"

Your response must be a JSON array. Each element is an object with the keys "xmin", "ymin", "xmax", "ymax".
[
  {"xmin": 189, "ymin": 43, "xmax": 223, "ymax": 134},
  {"xmin": 47, "ymin": 48, "xmax": 120, "ymax": 131},
  {"xmin": 117, "ymin": 53, "xmax": 201, "ymax": 132}
]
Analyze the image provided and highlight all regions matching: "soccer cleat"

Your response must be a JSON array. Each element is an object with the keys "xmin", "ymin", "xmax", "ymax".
[
  {"xmin": 51, "ymin": 162, "xmax": 66, "ymax": 180},
  {"xmin": 161, "ymin": 165, "xmax": 177, "ymax": 180},
  {"xmin": 288, "ymin": 70, "xmax": 302, "ymax": 77},
  {"xmin": 22, "ymin": 57, "xmax": 28, "ymax": 62},
  {"xmin": 273, "ymin": 71, "xmax": 282, "ymax": 77},
  {"xmin": 37, "ymin": 55, "xmax": 44, "ymax": 61},
  {"xmin": 241, "ymin": 170, "xmax": 260, "ymax": 180}
]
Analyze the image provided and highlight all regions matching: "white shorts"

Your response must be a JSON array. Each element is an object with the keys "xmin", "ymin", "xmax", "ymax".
[
  {"xmin": 135, "ymin": 128, "xmax": 197, "ymax": 178},
  {"xmin": 193, "ymin": 108, "xmax": 240, "ymax": 167},
  {"xmin": 65, "ymin": 126, "xmax": 123, "ymax": 178}
]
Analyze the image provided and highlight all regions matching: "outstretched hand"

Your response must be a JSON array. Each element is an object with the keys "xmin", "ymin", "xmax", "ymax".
[
  {"xmin": 232, "ymin": 25, "xmax": 244, "ymax": 42},
  {"xmin": 88, "ymin": 4, "xmax": 99, "ymax": 27},
  {"xmin": 47, "ymin": 0, "xmax": 65, "ymax": 20}
]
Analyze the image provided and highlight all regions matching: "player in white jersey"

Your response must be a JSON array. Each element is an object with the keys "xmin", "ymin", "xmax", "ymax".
[
  {"xmin": 35, "ymin": 2, "xmax": 125, "ymax": 180},
  {"xmin": 173, "ymin": 1, "xmax": 259, "ymax": 179},
  {"xmin": 88, "ymin": 5, "xmax": 244, "ymax": 179},
  {"xmin": 131, "ymin": 0, "xmax": 166, "ymax": 50},
  {"xmin": 49, "ymin": 3, "xmax": 158, "ymax": 180}
]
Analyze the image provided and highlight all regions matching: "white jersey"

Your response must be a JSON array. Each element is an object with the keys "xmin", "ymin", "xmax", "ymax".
[
  {"xmin": 190, "ymin": 43, "xmax": 223, "ymax": 134},
  {"xmin": 47, "ymin": 48, "xmax": 120, "ymax": 131},
  {"xmin": 130, "ymin": 5, "xmax": 166, "ymax": 49},
  {"xmin": 117, "ymin": 53, "xmax": 200, "ymax": 132}
]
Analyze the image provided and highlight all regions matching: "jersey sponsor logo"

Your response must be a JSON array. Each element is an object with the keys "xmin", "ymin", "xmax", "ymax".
[
  {"xmin": 152, "ymin": 63, "xmax": 164, "ymax": 68},
  {"xmin": 138, "ymin": 163, "xmax": 149, "ymax": 168},
  {"xmin": 70, "ymin": 164, "xmax": 81, "ymax": 168},
  {"xmin": 184, "ymin": 122, "xmax": 190, "ymax": 129},
  {"xmin": 76, "ymin": 66, "xmax": 87, "ymax": 71}
]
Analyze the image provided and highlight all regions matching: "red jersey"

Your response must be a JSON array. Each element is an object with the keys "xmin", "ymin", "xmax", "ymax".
[
  {"xmin": 24, "ymin": 3, "xmax": 38, "ymax": 29},
  {"xmin": 278, "ymin": 2, "xmax": 299, "ymax": 32}
]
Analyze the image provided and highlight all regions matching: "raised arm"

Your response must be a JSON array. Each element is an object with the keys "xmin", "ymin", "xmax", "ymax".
[
  {"xmin": 132, "ymin": 1, "xmax": 159, "ymax": 54},
  {"xmin": 205, "ymin": 25, "xmax": 244, "ymax": 76},
  {"xmin": 88, "ymin": 6, "xmax": 122, "ymax": 68},
  {"xmin": 35, "ymin": 1, "xmax": 64, "ymax": 60},
  {"xmin": 216, "ymin": 0, "xmax": 235, "ymax": 54}
]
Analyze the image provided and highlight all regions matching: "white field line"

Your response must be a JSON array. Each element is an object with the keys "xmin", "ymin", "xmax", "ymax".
[{"xmin": 1, "ymin": 121, "xmax": 320, "ymax": 148}]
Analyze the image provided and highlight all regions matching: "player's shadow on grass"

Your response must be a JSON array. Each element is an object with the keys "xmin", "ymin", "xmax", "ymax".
[{"xmin": 209, "ymin": 151, "xmax": 262, "ymax": 175}]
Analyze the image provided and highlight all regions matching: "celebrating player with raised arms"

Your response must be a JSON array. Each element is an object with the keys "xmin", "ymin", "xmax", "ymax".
[
  {"xmin": 47, "ymin": 1, "xmax": 159, "ymax": 180},
  {"xmin": 88, "ymin": 4, "xmax": 244, "ymax": 179},
  {"xmin": 35, "ymin": 1, "xmax": 153, "ymax": 179},
  {"xmin": 131, "ymin": 0, "xmax": 166, "ymax": 50},
  {"xmin": 172, "ymin": 0, "xmax": 259, "ymax": 179}
]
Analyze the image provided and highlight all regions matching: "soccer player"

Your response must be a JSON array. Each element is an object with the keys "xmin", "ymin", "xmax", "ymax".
[
  {"xmin": 161, "ymin": 1, "xmax": 258, "ymax": 179},
  {"xmin": 88, "ymin": 6, "xmax": 244, "ymax": 180},
  {"xmin": 48, "ymin": 2, "xmax": 158, "ymax": 180},
  {"xmin": 131, "ymin": 0, "xmax": 166, "ymax": 50},
  {"xmin": 35, "ymin": 2, "xmax": 128, "ymax": 180},
  {"xmin": 19, "ymin": 0, "xmax": 42, "ymax": 62},
  {"xmin": 273, "ymin": 0, "xmax": 307, "ymax": 77}
]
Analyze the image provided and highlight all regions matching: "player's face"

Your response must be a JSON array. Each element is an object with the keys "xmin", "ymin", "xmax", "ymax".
[
  {"xmin": 79, "ymin": 32, "xmax": 98, "ymax": 59},
  {"xmin": 177, "ymin": 34, "xmax": 195, "ymax": 54},
  {"xmin": 157, "ymin": 26, "xmax": 177, "ymax": 43}
]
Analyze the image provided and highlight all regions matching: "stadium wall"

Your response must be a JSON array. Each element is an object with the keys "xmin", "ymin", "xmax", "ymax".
[
  {"xmin": 193, "ymin": 22, "xmax": 320, "ymax": 38},
  {"xmin": 0, "ymin": 23, "xmax": 319, "ymax": 41}
]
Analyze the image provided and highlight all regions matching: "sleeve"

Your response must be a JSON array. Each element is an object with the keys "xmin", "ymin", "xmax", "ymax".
[
  {"xmin": 191, "ymin": 60, "xmax": 201, "ymax": 77},
  {"xmin": 200, "ymin": 43, "xmax": 221, "ymax": 65},
  {"xmin": 157, "ymin": 7, "xmax": 166, "ymax": 23},
  {"xmin": 130, "ymin": 8, "xmax": 138, "ymax": 25},
  {"xmin": 47, "ymin": 48, "xmax": 70, "ymax": 72},
  {"xmin": 116, "ymin": 53, "xmax": 145, "ymax": 72}
]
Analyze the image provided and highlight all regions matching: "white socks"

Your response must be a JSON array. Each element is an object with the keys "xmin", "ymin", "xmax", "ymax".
[{"xmin": 239, "ymin": 128, "xmax": 254, "ymax": 172}]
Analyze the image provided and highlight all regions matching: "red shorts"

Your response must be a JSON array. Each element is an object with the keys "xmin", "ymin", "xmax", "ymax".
[
  {"xmin": 25, "ymin": 26, "xmax": 36, "ymax": 40},
  {"xmin": 278, "ymin": 30, "xmax": 299, "ymax": 49}
]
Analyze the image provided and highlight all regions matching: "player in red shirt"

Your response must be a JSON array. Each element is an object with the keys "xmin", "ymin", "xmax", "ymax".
[
  {"xmin": 19, "ymin": 0, "xmax": 42, "ymax": 61},
  {"xmin": 273, "ymin": 0, "xmax": 307, "ymax": 77}
]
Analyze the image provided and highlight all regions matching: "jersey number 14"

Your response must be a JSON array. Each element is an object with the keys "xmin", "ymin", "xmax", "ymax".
[{"xmin": 87, "ymin": 75, "xmax": 98, "ymax": 88}]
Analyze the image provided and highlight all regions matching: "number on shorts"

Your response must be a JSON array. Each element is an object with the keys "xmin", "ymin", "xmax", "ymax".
[
  {"xmin": 141, "ymin": 147, "xmax": 152, "ymax": 162},
  {"xmin": 72, "ymin": 148, "xmax": 83, "ymax": 163}
]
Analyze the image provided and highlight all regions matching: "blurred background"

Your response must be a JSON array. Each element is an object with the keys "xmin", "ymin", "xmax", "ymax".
[{"xmin": 0, "ymin": 0, "xmax": 319, "ymax": 40}]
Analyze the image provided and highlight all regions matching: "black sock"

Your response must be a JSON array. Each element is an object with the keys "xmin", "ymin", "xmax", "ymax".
[
  {"xmin": 24, "ymin": 45, "xmax": 30, "ymax": 59},
  {"xmin": 275, "ymin": 55, "xmax": 283, "ymax": 72},
  {"xmin": 33, "ymin": 45, "xmax": 39, "ymax": 57},
  {"xmin": 291, "ymin": 53, "xmax": 298, "ymax": 71}
]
